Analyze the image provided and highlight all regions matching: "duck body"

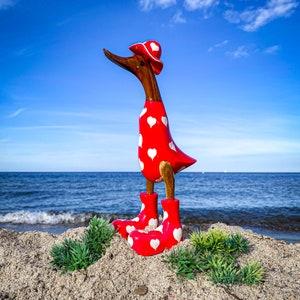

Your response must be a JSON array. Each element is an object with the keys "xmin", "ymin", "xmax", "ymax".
[{"xmin": 139, "ymin": 100, "xmax": 196, "ymax": 182}]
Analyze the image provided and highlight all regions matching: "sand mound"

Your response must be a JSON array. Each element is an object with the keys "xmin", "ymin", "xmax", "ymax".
[{"xmin": 0, "ymin": 223, "xmax": 299, "ymax": 300}]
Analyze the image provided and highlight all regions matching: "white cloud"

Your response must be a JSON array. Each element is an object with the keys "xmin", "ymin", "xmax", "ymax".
[
  {"xmin": 208, "ymin": 39, "xmax": 229, "ymax": 52},
  {"xmin": 226, "ymin": 46, "xmax": 250, "ymax": 58},
  {"xmin": 0, "ymin": 0, "xmax": 16, "ymax": 10},
  {"xmin": 171, "ymin": 10, "xmax": 186, "ymax": 23},
  {"xmin": 224, "ymin": 0, "xmax": 299, "ymax": 32},
  {"xmin": 263, "ymin": 45, "xmax": 280, "ymax": 54},
  {"xmin": 184, "ymin": 0, "xmax": 219, "ymax": 11},
  {"xmin": 7, "ymin": 108, "xmax": 25, "ymax": 118},
  {"xmin": 139, "ymin": 0, "xmax": 176, "ymax": 11}
]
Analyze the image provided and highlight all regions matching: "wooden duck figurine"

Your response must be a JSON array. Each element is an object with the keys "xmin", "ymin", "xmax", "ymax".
[{"xmin": 104, "ymin": 40, "xmax": 196, "ymax": 256}]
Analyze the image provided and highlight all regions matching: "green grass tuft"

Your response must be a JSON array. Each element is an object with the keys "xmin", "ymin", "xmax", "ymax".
[
  {"xmin": 240, "ymin": 261, "xmax": 265, "ymax": 284},
  {"xmin": 190, "ymin": 229, "xmax": 249, "ymax": 255},
  {"xmin": 164, "ymin": 229, "xmax": 264, "ymax": 286},
  {"xmin": 208, "ymin": 254, "xmax": 239, "ymax": 285},
  {"xmin": 51, "ymin": 217, "xmax": 115, "ymax": 273},
  {"xmin": 190, "ymin": 229, "xmax": 229, "ymax": 254},
  {"xmin": 163, "ymin": 246, "xmax": 200, "ymax": 279}
]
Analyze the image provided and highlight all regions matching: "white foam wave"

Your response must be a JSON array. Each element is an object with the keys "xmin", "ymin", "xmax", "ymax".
[{"xmin": 0, "ymin": 211, "xmax": 92, "ymax": 225}]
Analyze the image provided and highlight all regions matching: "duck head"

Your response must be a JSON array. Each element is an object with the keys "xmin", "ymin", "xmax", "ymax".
[{"xmin": 103, "ymin": 41, "xmax": 163, "ymax": 101}]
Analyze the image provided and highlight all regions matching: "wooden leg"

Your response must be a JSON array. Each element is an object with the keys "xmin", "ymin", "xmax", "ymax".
[
  {"xmin": 146, "ymin": 179, "xmax": 154, "ymax": 194},
  {"xmin": 159, "ymin": 161, "xmax": 175, "ymax": 199}
]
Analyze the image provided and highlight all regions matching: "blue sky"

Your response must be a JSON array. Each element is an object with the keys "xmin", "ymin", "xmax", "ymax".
[{"xmin": 0, "ymin": 0, "xmax": 299, "ymax": 172}]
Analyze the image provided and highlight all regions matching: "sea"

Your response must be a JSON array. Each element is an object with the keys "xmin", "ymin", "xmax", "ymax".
[{"xmin": 0, "ymin": 172, "xmax": 299, "ymax": 243}]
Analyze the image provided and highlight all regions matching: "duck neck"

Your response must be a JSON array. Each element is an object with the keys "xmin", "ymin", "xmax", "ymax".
[{"xmin": 140, "ymin": 71, "xmax": 162, "ymax": 102}]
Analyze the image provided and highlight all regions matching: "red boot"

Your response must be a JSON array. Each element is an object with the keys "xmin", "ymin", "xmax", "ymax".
[
  {"xmin": 128, "ymin": 199, "xmax": 183, "ymax": 256},
  {"xmin": 112, "ymin": 192, "xmax": 158, "ymax": 239}
]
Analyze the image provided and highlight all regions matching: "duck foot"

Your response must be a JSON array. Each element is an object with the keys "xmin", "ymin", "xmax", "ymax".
[
  {"xmin": 128, "ymin": 199, "xmax": 183, "ymax": 256},
  {"xmin": 112, "ymin": 192, "xmax": 158, "ymax": 239}
]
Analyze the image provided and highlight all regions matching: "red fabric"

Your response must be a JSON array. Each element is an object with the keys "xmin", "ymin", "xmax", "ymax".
[{"xmin": 138, "ymin": 100, "xmax": 196, "ymax": 182}]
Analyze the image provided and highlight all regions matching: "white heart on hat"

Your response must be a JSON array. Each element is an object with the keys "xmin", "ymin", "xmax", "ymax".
[{"xmin": 150, "ymin": 42, "xmax": 159, "ymax": 52}]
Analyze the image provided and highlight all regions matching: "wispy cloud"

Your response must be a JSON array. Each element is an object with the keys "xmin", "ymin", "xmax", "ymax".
[
  {"xmin": 0, "ymin": 0, "xmax": 16, "ymax": 10},
  {"xmin": 184, "ymin": 0, "xmax": 219, "ymax": 11},
  {"xmin": 218, "ymin": 43, "xmax": 280, "ymax": 58},
  {"xmin": 171, "ymin": 10, "xmax": 186, "ymax": 24},
  {"xmin": 138, "ymin": 0, "xmax": 298, "ymax": 31},
  {"xmin": 7, "ymin": 108, "xmax": 25, "ymax": 118},
  {"xmin": 139, "ymin": 0, "xmax": 176, "ymax": 11},
  {"xmin": 263, "ymin": 45, "xmax": 280, "ymax": 54},
  {"xmin": 224, "ymin": 0, "xmax": 299, "ymax": 32},
  {"xmin": 226, "ymin": 45, "xmax": 250, "ymax": 58},
  {"xmin": 208, "ymin": 40, "xmax": 229, "ymax": 52}
]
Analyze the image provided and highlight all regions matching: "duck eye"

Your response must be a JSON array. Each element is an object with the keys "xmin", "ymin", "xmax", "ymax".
[{"xmin": 140, "ymin": 61, "xmax": 145, "ymax": 66}]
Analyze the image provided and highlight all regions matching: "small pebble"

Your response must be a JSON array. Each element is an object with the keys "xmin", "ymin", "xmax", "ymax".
[{"xmin": 134, "ymin": 285, "xmax": 148, "ymax": 295}]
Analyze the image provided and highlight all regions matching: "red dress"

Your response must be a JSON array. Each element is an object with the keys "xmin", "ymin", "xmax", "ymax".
[{"xmin": 138, "ymin": 100, "xmax": 196, "ymax": 182}]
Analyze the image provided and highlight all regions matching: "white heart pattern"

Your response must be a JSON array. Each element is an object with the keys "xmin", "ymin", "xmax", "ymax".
[
  {"xmin": 161, "ymin": 116, "xmax": 168, "ymax": 127},
  {"xmin": 147, "ymin": 148, "xmax": 157, "ymax": 160},
  {"xmin": 126, "ymin": 225, "xmax": 135, "ymax": 234},
  {"xmin": 148, "ymin": 218, "xmax": 158, "ymax": 228},
  {"xmin": 154, "ymin": 225, "xmax": 163, "ymax": 233},
  {"xmin": 128, "ymin": 236, "xmax": 133, "ymax": 247},
  {"xmin": 150, "ymin": 42, "xmax": 159, "ymax": 52},
  {"xmin": 169, "ymin": 141, "xmax": 176, "ymax": 151},
  {"xmin": 138, "ymin": 134, "xmax": 143, "ymax": 147},
  {"xmin": 140, "ymin": 108, "xmax": 147, "ymax": 117},
  {"xmin": 173, "ymin": 228, "xmax": 182, "ymax": 242},
  {"xmin": 132, "ymin": 217, "xmax": 139, "ymax": 222},
  {"xmin": 147, "ymin": 116, "xmax": 157, "ymax": 128},
  {"xmin": 163, "ymin": 211, "xmax": 168, "ymax": 220},
  {"xmin": 139, "ymin": 159, "xmax": 144, "ymax": 171},
  {"xmin": 150, "ymin": 239, "xmax": 160, "ymax": 250}
]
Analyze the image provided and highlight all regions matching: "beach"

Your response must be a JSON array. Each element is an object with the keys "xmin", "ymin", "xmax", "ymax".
[{"xmin": 1, "ymin": 222, "xmax": 299, "ymax": 300}]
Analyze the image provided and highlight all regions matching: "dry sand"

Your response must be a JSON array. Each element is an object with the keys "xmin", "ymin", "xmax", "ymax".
[{"xmin": 0, "ymin": 223, "xmax": 299, "ymax": 300}]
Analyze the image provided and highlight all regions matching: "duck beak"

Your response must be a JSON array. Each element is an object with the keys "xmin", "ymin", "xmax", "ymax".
[{"xmin": 103, "ymin": 48, "xmax": 136, "ymax": 74}]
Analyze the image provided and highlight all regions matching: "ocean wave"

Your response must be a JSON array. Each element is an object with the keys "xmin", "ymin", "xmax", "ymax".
[{"xmin": 0, "ymin": 211, "xmax": 94, "ymax": 225}]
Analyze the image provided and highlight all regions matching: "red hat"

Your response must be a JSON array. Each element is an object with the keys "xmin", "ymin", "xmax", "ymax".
[{"xmin": 129, "ymin": 40, "xmax": 163, "ymax": 75}]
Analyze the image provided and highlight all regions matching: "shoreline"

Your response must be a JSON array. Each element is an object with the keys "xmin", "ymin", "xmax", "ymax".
[{"xmin": 1, "ymin": 220, "xmax": 300, "ymax": 244}]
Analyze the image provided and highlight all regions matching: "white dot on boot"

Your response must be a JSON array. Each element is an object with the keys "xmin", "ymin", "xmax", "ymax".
[
  {"xmin": 163, "ymin": 211, "xmax": 168, "ymax": 220},
  {"xmin": 150, "ymin": 239, "xmax": 160, "ymax": 250},
  {"xmin": 128, "ymin": 236, "xmax": 133, "ymax": 247},
  {"xmin": 173, "ymin": 228, "xmax": 182, "ymax": 242},
  {"xmin": 126, "ymin": 225, "xmax": 135, "ymax": 233},
  {"xmin": 148, "ymin": 218, "xmax": 158, "ymax": 228}
]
